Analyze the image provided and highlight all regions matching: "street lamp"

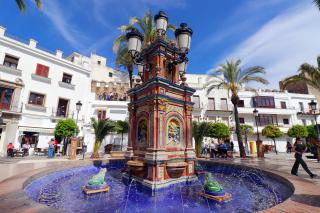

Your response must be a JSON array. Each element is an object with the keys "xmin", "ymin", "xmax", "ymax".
[
  {"xmin": 154, "ymin": 11, "xmax": 168, "ymax": 36},
  {"xmin": 0, "ymin": 111, "xmax": 4, "ymax": 125},
  {"xmin": 75, "ymin": 101, "xmax": 85, "ymax": 159},
  {"xmin": 126, "ymin": 11, "xmax": 192, "ymax": 68},
  {"xmin": 253, "ymin": 108, "xmax": 260, "ymax": 141},
  {"xmin": 309, "ymin": 100, "xmax": 320, "ymax": 140}
]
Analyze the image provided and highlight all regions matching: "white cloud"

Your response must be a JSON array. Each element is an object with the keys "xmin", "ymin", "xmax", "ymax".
[
  {"xmin": 41, "ymin": 1, "xmax": 87, "ymax": 51},
  {"xmin": 215, "ymin": 3, "xmax": 320, "ymax": 89}
]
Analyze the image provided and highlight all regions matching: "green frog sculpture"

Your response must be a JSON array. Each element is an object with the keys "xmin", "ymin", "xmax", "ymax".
[
  {"xmin": 203, "ymin": 173, "xmax": 225, "ymax": 197},
  {"xmin": 83, "ymin": 168, "xmax": 110, "ymax": 194}
]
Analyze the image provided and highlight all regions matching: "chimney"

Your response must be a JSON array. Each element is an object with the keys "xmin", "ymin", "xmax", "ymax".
[
  {"xmin": 29, "ymin": 39, "xmax": 37, "ymax": 48},
  {"xmin": 56, "ymin": 49, "xmax": 63, "ymax": 58},
  {"xmin": 0, "ymin": 26, "xmax": 6, "ymax": 36}
]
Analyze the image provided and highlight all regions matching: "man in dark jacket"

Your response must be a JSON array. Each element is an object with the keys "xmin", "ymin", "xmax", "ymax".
[{"xmin": 291, "ymin": 138, "xmax": 317, "ymax": 178}]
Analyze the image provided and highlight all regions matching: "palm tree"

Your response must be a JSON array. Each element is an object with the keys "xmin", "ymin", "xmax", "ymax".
[
  {"xmin": 240, "ymin": 124, "xmax": 254, "ymax": 154},
  {"xmin": 192, "ymin": 121, "xmax": 209, "ymax": 157},
  {"xmin": 112, "ymin": 10, "xmax": 176, "ymax": 88},
  {"xmin": 280, "ymin": 56, "xmax": 320, "ymax": 92},
  {"xmin": 115, "ymin": 120, "xmax": 129, "ymax": 151},
  {"xmin": 205, "ymin": 59, "xmax": 269, "ymax": 157},
  {"xmin": 314, "ymin": 0, "xmax": 320, "ymax": 10},
  {"xmin": 15, "ymin": 0, "xmax": 42, "ymax": 12},
  {"xmin": 91, "ymin": 118, "xmax": 116, "ymax": 158}
]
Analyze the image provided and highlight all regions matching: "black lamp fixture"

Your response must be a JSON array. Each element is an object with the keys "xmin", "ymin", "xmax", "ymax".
[
  {"xmin": 309, "ymin": 99, "xmax": 317, "ymax": 112},
  {"xmin": 126, "ymin": 11, "xmax": 192, "ymax": 69},
  {"xmin": 76, "ymin": 100, "xmax": 83, "ymax": 112},
  {"xmin": 253, "ymin": 108, "xmax": 259, "ymax": 117}
]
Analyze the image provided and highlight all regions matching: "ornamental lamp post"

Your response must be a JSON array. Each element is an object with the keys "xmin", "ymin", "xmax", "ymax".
[
  {"xmin": 154, "ymin": 11, "xmax": 168, "ymax": 36},
  {"xmin": 126, "ymin": 28, "xmax": 143, "ymax": 60},
  {"xmin": 76, "ymin": 101, "xmax": 82, "ymax": 124},
  {"xmin": 309, "ymin": 100, "xmax": 320, "ymax": 140},
  {"xmin": 175, "ymin": 23, "xmax": 193, "ymax": 54},
  {"xmin": 253, "ymin": 108, "xmax": 263, "ymax": 157}
]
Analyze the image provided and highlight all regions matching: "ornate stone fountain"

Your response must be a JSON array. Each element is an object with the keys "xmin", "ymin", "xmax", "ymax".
[{"xmin": 123, "ymin": 11, "xmax": 197, "ymax": 191}]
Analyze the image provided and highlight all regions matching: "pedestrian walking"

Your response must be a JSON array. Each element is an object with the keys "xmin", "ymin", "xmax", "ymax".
[{"xmin": 291, "ymin": 138, "xmax": 317, "ymax": 178}]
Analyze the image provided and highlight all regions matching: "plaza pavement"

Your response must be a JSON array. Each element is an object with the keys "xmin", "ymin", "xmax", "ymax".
[{"xmin": 0, "ymin": 153, "xmax": 319, "ymax": 212}]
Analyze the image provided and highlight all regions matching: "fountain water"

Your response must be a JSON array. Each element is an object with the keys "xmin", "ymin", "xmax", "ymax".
[{"xmin": 24, "ymin": 161, "xmax": 294, "ymax": 213}]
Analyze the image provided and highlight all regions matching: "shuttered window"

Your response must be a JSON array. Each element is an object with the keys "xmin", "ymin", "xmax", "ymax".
[{"xmin": 35, "ymin": 64, "xmax": 49, "ymax": 78}]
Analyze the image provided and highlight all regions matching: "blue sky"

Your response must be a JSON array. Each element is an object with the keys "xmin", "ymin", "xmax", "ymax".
[{"xmin": 0, "ymin": 0, "xmax": 320, "ymax": 88}]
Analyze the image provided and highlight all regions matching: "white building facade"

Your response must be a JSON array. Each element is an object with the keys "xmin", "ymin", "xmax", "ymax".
[
  {"xmin": 186, "ymin": 72, "xmax": 319, "ymax": 153},
  {"xmin": 1, "ymin": 25, "xmax": 319, "ymax": 156},
  {"xmin": 0, "ymin": 26, "xmax": 91, "ymax": 156}
]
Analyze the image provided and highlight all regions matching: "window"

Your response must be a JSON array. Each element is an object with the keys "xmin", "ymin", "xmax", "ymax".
[
  {"xmin": 62, "ymin": 73, "xmax": 72, "ymax": 84},
  {"xmin": 299, "ymin": 102, "xmax": 304, "ymax": 112},
  {"xmin": 238, "ymin": 100, "xmax": 244, "ymax": 107},
  {"xmin": 208, "ymin": 98, "xmax": 215, "ymax": 110},
  {"xmin": 109, "ymin": 72, "xmax": 113, "ymax": 77},
  {"xmin": 28, "ymin": 92, "xmax": 45, "ymax": 106},
  {"xmin": 0, "ymin": 87, "xmax": 14, "ymax": 110},
  {"xmin": 56, "ymin": 98, "xmax": 69, "ymax": 117},
  {"xmin": 97, "ymin": 60, "xmax": 101, "ymax": 65},
  {"xmin": 98, "ymin": 110, "xmax": 106, "ymax": 121},
  {"xmin": 239, "ymin": 118, "xmax": 245, "ymax": 124},
  {"xmin": 221, "ymin": 98, "xmax": 228, "ymax": 110},
  {"xmin": 35, "ymin": 64, "xmax": 49, "ymax": 78},
  {"xmin": 253, "ymin": 96, "xmax": 275, "ymax": 108},
  {"xmin": 283, "ymin": 118, "xmax": 289, "ymax": 125},
  {"xmin": 193, "ymin": 96, "xmax": 200, "ymax": 108},
  {"xmin": 258, "ymin": 114, "xmax": 278, "ymax": 126},
  {"xmin": 3, "ymin": 54, "xmax": 19, "ymax": 69},
  {"xmin": 280, "ymin": 101, "xmax": 287, "ymax": 109}
]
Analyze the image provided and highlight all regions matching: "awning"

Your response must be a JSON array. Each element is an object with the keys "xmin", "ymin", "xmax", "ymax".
[{"xmin": 18, "ymin": 126, "xmax": 54, "ymax": 134}]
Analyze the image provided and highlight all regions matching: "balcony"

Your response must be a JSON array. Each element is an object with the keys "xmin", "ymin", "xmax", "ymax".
[
  {"xmin": 58, "ymin": 81, "xmax": 75, "ymax": 90},
  {"xmin": 237, "ymin": 106, "xmax": 296, "ymax": 115},
  {"xmin": 0, "ymin": 64, "xmax": 22, "ymax": 76},
  {"xmin": 0, "ymin": 102, "xmax": 22, "ymax": 115},
  {"xmin": 31, "ymin": 73, "xmax": 51, "ymax": 84},
  {"xmin": 50, "ymin": 108, "xmax": 73, "ymax": 120}
]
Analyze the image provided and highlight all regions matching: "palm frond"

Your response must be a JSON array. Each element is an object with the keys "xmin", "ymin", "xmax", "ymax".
[
  {"xmin": 16, "ymin": 0, "xmax": 26, "ymax": 12},
  {"xmin": 35, "ymin": 0, "xmax": 42, "ymax": 8}
]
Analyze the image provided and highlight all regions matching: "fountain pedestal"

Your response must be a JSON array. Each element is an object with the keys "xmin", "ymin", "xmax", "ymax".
[{"xmin": 124, "ymin": 38, "xmax": 197, "ymax": 191}]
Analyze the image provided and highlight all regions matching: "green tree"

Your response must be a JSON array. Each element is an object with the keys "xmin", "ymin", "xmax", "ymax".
[
  {"xmin": 307, "ymin": 124, "xmax": 317, "ymax": 139},
  {"xmin": 54, "ymin": 119, "xmax": 78, "ymax": 141},
  {"xmin": 206, "ymin": 59, "xmax": 268, "ymax": 157},
  {"xmin": 91, "ymin": 118, "xmax": 116, "ymax": 158},
  {"xmin": 113, "ymin": 10, "xmax": 175, "ymax": 88},
  {"xmin": 15, "ymin": 0, "xmax": 41, "ymax": 12},
  {"xmin": 115, "ymin": 120, "xmax": 129, "ymax": 151},
  {"xmin": 280, "ymin": 56, "xmax": 320, "ymax": 92},
  {"xmin": 240, "ymin": 124, "xmax": 254, "ymax": 153},
  {"xmin": 207, "ymin": 122, "xmax": 231, "ymax": 141},
  {"xmin": 192, "ymin": 121, "xmax": 209, "ymax": 157},
  {"xmin": 262, "ymin": 125, "xmax": 283, "ymax": 154},
  {"xmin": 287, "ymin": 125, "xmax": 308, "ymax": 140}
]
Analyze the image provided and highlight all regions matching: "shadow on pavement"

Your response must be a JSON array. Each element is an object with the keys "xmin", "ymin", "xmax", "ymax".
[{"xmin": 291, "ymin": 194, "xmax": 320, "ymax": 207}]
